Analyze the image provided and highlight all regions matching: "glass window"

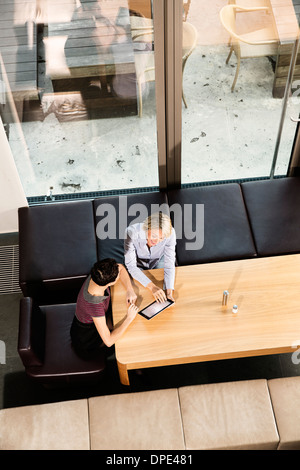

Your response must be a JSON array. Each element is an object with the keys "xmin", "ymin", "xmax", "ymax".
[
  {"xmin": 181, "ymin": 0, "xmax": 300, "ymax": 184},
  {"xmin": 2, "ymin": 0, "xmax": 299, "ymax": 197},
  {"xmin": 1, "ymin": 0, "xmax": 158, "ymax": 198}
]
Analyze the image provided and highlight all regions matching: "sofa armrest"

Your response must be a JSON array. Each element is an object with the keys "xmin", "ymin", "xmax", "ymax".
[{"xmin": 18, "ymin": 297, "xmax": 45, "ymax": 367}]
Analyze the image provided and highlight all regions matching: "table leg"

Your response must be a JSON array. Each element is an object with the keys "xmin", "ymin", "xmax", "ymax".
[{"xmin": 117, "ymin": 360, "xmax": 130, "ymax": 386}]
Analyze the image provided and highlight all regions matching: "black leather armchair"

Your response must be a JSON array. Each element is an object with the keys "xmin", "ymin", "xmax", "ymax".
[{"xmin": 18, "ymin": 297, "xmax": 106, "ymax": 385}]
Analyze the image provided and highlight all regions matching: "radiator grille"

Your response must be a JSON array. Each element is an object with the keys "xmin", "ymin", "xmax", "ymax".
[{"xmin": 0, "ymin": 245, "xmax": 21, "ymax": 295}]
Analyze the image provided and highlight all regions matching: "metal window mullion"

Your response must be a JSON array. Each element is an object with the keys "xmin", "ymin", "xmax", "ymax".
[
  {"xmin": 164, "ymin": 0, "xmax": 182, "ymax": 189},
  {"xmin": 173, "ymin": 0, "xmax": 183, "ymax": 187},
  {"xmin": 288, "ymin": 121, "xmax": 300, "ymax": 176},
  {"xmin": 153, "ymin": 0, "xmax": 167, "ymax": 189},
  {"xmin": 270, "ymin": 33, "xmax": 300, "ymax": 178}
]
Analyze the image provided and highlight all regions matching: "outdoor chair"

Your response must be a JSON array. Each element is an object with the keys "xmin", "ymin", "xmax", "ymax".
[
  {"xmin": 130, "ymin": 17, "xmax": 198, "ymax": 116},
  {"xmin": 220, "ymin": 4, "xmax": 278, "ymax": 92}
]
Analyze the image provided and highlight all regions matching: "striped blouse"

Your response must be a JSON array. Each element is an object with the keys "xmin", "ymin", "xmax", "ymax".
[{"xmin": 75, "ymin": 275, "xmax": 110, "ymax": 324}]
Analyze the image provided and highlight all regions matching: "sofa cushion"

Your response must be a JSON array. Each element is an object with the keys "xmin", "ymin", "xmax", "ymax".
[
  {"xmin": 178, "ymin": 379, "xmax": 279, "ymax": 450},
  {"xmin": 93, "ymin": 191, "xmax": 169, "ymax": 263},
  {"xmin": 0, "ymin": 399, "xmax": 90, "ymax": 450},
  {"xmin": 167, "ymin": 184, "xmax": 257, "ymax": 265},
  {"xmin": 88, "ymin": 389, "xmax": 185, "ymax": 450},
  {"xmin": 241, "ymin": 177, "xmax": 300, "ymax": 256},
  {"xmin": 18, "ymin": 201, "xmax": 97, "ymax": 303},
  {"xmin": 268, "ymin": 377, "xmax": 300, "ymax": 450}
]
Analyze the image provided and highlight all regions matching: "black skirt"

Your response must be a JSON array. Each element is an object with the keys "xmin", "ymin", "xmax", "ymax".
[
  {"xmin": 70, "ymin": 316, "xmax": 104, "ymax": 355},
  {"xmin": 70, "ymin": 300, "xmax": 114, "ymax": 358}
]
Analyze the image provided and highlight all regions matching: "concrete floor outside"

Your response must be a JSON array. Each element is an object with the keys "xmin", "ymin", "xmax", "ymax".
[{"xmin": 7, "ymin": 0, "xmax": 300, "ymax": 198}]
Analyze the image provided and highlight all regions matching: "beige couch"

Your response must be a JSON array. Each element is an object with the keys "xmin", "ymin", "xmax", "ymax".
[{"xmin": 1, "ymin": 377, "xmax": 300, "ymax": 450}]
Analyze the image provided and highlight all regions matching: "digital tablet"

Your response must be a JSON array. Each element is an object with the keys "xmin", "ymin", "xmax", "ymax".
[{"xmin": 138, "ymin": 299, "xmax": 174, "ymax": 320}]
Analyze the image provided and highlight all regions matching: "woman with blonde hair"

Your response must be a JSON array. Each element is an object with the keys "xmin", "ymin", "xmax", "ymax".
[{"xmin": 124, "ymin": 212, "xmax": 176, "ymax": 302}]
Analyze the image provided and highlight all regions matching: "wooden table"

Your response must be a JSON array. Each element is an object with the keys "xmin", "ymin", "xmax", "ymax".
[
  {"xmin": 46, "ymin": 0, "xmax": 136, "ymax": 81},
  {"xmin": 111, "ymin": 254, "xmax": 300, "ymax": 385},
  {"xmin": 270, "ymin": 0, "xmax": 299, "ymax": 97}
]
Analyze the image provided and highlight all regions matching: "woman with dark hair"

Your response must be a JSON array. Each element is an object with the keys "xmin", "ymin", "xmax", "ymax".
[{"xmin": 70, "ymin": 258, "xmax": 137, "ymax": 356}]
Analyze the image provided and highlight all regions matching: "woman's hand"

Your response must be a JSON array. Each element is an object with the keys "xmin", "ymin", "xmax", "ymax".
[
  {"xmin": 127, "ymin": 303, "xmax": 138, "ymax": 321},
  {"xmin": 147, "ymin": 282, "xmax": 167, "ymax": 303},
  {"xmin": 126, "ymin": 289, "xmax": 137, "ymax": 305}
]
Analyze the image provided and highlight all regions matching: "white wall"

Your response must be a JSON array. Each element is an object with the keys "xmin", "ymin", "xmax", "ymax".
[{"xmin": 0, "ymin": 119, "xmax": 28, "ymax": 234}]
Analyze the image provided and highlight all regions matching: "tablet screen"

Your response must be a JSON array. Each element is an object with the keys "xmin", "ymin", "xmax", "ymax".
[{"xmin": 138, "ymin": 299, "xmax": 174, "ymax": 320}]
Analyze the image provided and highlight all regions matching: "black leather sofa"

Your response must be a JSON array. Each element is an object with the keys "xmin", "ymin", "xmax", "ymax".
[{"xmin": 17, "ymin": 176, "xmax": 300, "ymax": 384}]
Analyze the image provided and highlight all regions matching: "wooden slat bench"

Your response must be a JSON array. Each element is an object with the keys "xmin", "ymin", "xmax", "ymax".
[{"xmin": 0, "ymin": 0, "xmax": 37, "ymax": 95}]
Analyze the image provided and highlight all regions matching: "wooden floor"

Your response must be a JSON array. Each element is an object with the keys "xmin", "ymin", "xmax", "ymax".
[{"xmin": 0, "ymin": 0, "xmax": 37, "ymax": 94}]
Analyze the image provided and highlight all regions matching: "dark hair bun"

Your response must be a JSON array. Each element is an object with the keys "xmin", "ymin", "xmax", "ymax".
[{"xmin": 90, "ymin": 258, "xmax": 119, "ymax": 286}]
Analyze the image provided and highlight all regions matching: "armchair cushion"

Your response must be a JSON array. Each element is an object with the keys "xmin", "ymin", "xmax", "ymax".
[
  {"xmin": 268, "ymin": 377, "xmax": 300, "ymax": 450},
  {"xmin": 179, "ymin": 380, "xmax": 279, "ymax": 450},
  {"xmin": 18, "ymin": 298, "xmax": 106, "ymax": 385},
  {"xmin": 89, "ymin": 389, "xmax": 185, "ymax": 450},
  {"xmin": 0, "ymin": 399, "xmax": 90, "ymax": 450}
]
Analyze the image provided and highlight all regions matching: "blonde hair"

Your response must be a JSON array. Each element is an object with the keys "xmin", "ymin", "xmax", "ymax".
[{"xmin": 143, "ymin": 212, "xmax": 172, "ymax": 239}]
